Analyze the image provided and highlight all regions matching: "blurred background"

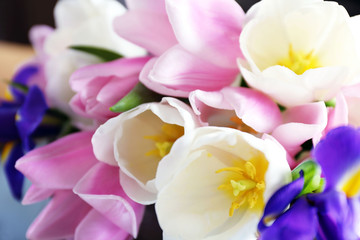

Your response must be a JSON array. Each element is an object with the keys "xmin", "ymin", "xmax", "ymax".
[{"xmin": 1, "ymin": 0, "xmax": 360, "ymax": 239}]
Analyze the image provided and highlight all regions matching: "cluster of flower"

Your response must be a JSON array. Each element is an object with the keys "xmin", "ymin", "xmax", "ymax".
[{"xmin": 1, "ymin": 0, "xmax": 360, "ymax": 239}]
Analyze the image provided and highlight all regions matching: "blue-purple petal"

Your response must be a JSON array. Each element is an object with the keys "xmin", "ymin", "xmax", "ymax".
[
  {"xmin": 13, "ymin": 65, "xmax": 38, "ymax": 85},
  {"xmin": 258, "ymin": 172, "xmax": 304, "ymax": 232},
  {"xmin": 313, "ymin": 126, "xmax": 360, "ymax": 190},
  {"xmin": 16, "ymin": 86, "xmax": 48, "ymax": 152},
  {"xmin": 0, "ymin": 106, "xmax": 19, "ymax": 142},
  {"xmin": 259, "ymin": 197, "xmax": 318, "ymax": 240},
  {"xmin": 308, "ymin": 190, "xmax": 360, "ymax": 240},
  {"xmin": 4, "ymin": 142, "xmax": 24, "ymax": 200}
]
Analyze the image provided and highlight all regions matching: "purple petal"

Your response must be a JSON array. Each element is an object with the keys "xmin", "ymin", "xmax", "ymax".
[
  {"xmin": 260, "ymin": 198, "xmax": 318, "ymax": 240},
  {"xmin": 4, "ymin": 142, "xmax": 24, "ymax": 200},
  {"xmin": 313, "ymin": 126, "xmax": 360, "ymax": 190},
  {"xmin": 16, "ymin": 85, "xmax": 48, "ymax": 152},
  {"xmin": 258, "ymin": 173, "xmax": 304, "ymax": 232},
  {"xmin": 0, "ymin": 106, "xmax": 19, "ymax": 142},
  {"xmin": 308, "ymin": 190, "xmax": 360, "ymax": 240}
]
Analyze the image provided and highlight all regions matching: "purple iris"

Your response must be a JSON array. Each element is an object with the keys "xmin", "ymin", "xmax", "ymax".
[
  {"xmin": 1, "ymin": 65, "xmax": 51, "ymax": 200},
  {"xmin": 258, "ymin": 126, "xmax": 360, "ymax": 239}
]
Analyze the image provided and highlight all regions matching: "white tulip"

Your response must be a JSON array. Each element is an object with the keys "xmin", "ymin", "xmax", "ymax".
[
  {"xmin": 156, "ymin": 127, "xmax": 291, "ymax": 240},
  {"xmin": 92, "ymin": 98, "xmax": 202, "ymax": 204},
  {"xmin": 239, "ymin": 0, "xmax": 360, "ymax": 107}
]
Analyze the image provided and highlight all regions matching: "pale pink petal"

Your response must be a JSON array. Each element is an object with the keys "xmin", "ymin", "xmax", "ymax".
[
  {"xmin": 75, "ymin": 210, "xmax": 130, "ymax": 240},
  {"xmin": 15, "ymin": 131, "xmax": 97, "ymax": 189},
  {"xmin": 70, "ymin": 57, "xmax": 150, "ymax": 91},
  {"xmin": 27, "ymin": 190, "xmax": 91, "ymax": 240},
  {"xmin": 114, "ymin": 12, "xmax": 177, "ymax": 56},
  {"xmin": 140, "ymin": 45, "xmax": 238, "ymax": 97},
  {"xmin": 272, "ymin": 102, "xmax": 328, "ymax": 156},
  {"xmin": 166, "ymin": 0, "xmax": 244, "ymax": 68},
  {"xmin": 189, "ymin": 87, "xmax": 282, "ymax": 133},
  {"xmin": 325, "ymin": 93, "xmax": 348, "ymax": 133},
  {"xmin": 222, "ymin": 87, "xmax": 282, "ymax": 133},
  {"xmin": 125, "ymin": 0, "xmax": 166, "ymax": 13},
  {"xmin": 74, "ymin": 163, "xmax": 144, "ymax": 238},
  {"xmin": 22, "ymin": 185, "xmax": 55, "ymax": 205}
]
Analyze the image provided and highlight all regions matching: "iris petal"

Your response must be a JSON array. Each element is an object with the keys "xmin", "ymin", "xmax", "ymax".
[
  {"xmin": 258, "ymin": 171, "xmax": 304, "ymax": 232},
  {"xmin": 4, "ymin": 142, "xmax": 24, "ymax": 200},
  {"xmin": 313, "ymin": 126, "xmax": 360, "ymax": 193}
]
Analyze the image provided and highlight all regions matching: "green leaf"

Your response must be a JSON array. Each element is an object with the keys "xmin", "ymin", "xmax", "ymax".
[
  {"xmin": 9, "ymin": 81, "xmax": 28, "ymax": 94},
  {"xmin": 110, "ymin": 83, "xmax": 163, "ymax": 112},
  {"xmin": 70, "ymin": 45, "xmax": 123, "ymax": 62},
  {"xmin": 292, "ymin": 160, "xmax": 324, "ymax": 197}
]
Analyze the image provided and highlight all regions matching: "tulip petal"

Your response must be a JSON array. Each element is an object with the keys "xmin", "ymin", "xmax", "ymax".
[
  {"xmin": 15, "ymin": 131, "xmax": 97, "ymax": 189},
  {"xmin": 75, "ymin": 210, "xmax": 130, "ymax": 240},
  {"xmin": 166, "ymin": 0, "xmax": 244, "ymax": 68},
  {"xmin": 140, "ymin": 45, "xmax": 238, "ymax": 97},
  {"xmin": 22, "ymin": 185, "xmax": 55, "ymax": 205},
  {"xmin": 114, "ymin": 12, "xmax": 177, "ymax": 56},
  {"xmin": 26, "ymin": 190, "xmax": 91, "ymax": 240},
  {"xmin": 74, "ymin": 162, "xmax": 144, "ymax": 238}
]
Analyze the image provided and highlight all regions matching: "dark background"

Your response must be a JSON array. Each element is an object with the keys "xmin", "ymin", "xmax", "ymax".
[{"xmin": 1, "ymin": 0, "xmax": 360, "ymax": 44}]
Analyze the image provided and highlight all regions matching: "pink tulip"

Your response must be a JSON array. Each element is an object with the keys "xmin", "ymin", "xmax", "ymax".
[
  {"xmin": 16, "ymin": 131, "xmax": 144, "ymax": 240},
  {"xmin": 70, "ymin": 57, "xmax": 151, "ymax": 125},
  {"xmin": 115, "ymin": 0, "xmax": 244, "ymax": 97}
]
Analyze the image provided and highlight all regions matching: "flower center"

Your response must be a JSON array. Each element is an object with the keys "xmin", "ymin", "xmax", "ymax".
[
  {"xmin": 144, "ymin": 123, "xmax": 184, "ymax": 158},
  {"xmin": 278, "ymin": 45, "xmax": 321, "ymax": 75},
  {"xmin": 341, "ymin": 168, "xmax": 360, "ymax": 198},
  {"xmin": 216, "ymin": 160, "xmax": 266, "ymax": 216}
]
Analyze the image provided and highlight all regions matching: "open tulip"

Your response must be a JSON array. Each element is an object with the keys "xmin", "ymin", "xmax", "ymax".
[
  {"xmin": 155, "ymin": 127, "xmax": 291, "ymax": 240},
  {"xmin": 92, "ymin": 97, "xmax": 202, "ymax": 204},
  {"xmin": 239, "ymin": 0, "xmax": 360, "ymax": 107}
]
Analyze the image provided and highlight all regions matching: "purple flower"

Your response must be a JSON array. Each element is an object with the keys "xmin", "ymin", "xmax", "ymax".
[{"xmin": 258, "ymin": 126, "xmax": 360, "ymax": 239}]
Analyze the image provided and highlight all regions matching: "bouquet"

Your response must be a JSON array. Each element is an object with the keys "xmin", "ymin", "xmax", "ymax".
[{"xmin": 1, "ymin": 0, "xmax": 360, "ymax": 239}]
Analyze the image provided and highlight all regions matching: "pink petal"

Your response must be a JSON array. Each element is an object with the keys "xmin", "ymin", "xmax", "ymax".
[
  {"xmin": 29, "ymin": 25, "xmax": 54, "ymax": 59},
  {"xmin": 272, "ymin": 102, "xmax": 328, "ymax": 156},
  {"xmin": 140, "ymin": 45, "xmax": 238, "ymax": 97},
  {"xmin": 166, "ymin": 0, "xmax": 244, "ymax": 68},
  {"xmin": 15, "ymin": 131, "xmax": 98, "ymax": 189},
  {"xmin": 75, "ymin": 210, "xmax": 130, "ymax": 240},
  {"xmin": 70, "ymin": 57, "xmax": 150, "ymax": 91},
  {"xmin": 74, "ymin": 162, "xmax": 145, "ymax": 238},
  {"xmin": 27, "ymin": 190, "xmax": 91, "ymax": 240},
  {"xmin": 114, "ymin": 12, "xmax": 177, "ymax": 56},
  {"xmin": 22, "ymin": 185, "xmax": 55, "ymax": 205},
  {"xmin": 125, "ymin": 0, "xmax": 166, "ymax": 13},
  {"xmin": 190, "ymin": 87, "xmax": 282, "ymax": 133}
]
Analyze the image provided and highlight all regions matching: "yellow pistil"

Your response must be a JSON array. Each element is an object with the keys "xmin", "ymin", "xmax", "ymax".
[
  {"xmin": 278, "ymin": 45, "xmax": 321, "ymax": 75},
  {"xmin": 341, "ymin": 168, "xmax": 360, "ymax": 198},
  {"xmin": 229, "ymin": 116, "xmax": 258, "ymax": 135},
  {"xmin": 216, "ymin": 159, "xmax": 268, "ymax": 216},
  {"xmin": 144, "ymin": 123, "xmax": 184, "ymax": 158}
]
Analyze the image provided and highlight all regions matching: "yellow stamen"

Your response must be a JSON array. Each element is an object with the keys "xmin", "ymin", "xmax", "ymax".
[
  {"xmin": 341, "ymin": 168, "xmax": 360, "ymax": 198},
  {"xmin": 217, "ymin": 159, "xmax": 267, "ymax": 216},
  {"xmin": 278, "ymin": 44, "xmax": 321, "ymax": 75},
  {"xmin": 144, "ymin": 123, "xmax": 184, "ymax": 158}
]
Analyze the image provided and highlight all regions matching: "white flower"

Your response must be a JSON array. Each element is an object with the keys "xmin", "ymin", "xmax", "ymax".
[
  {"xmin": 92, "ymin": 98, "xmax": 202, "ymax": 204},
  {"xmin": 155, "ymin": 127, "xmax": 291, "ymax": 240},
  {"xmin": 43, "ymin": 0, "xmax": 145, "ymax": 127},
  {"xmin": 239, "ymin": 0, "xmax": 360, "ymax": 107}
]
